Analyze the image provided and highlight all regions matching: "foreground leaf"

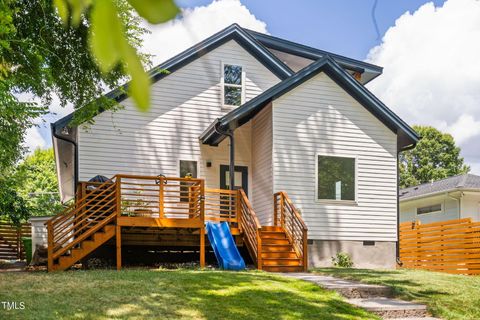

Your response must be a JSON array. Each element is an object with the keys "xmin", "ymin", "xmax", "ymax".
[{"xmin": 127, "ymin": 0, "xmax": 179, "ymax": 24}]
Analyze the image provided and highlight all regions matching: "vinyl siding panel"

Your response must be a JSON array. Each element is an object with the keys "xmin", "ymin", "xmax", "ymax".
[
  {"xmin": 251, "ymin": 103, "xmax": 273, "ymax": 224},
  {"xmin": 78, "ymin": 40, "xmax": 280, "ymax": 197},
  {"xmin": 272, "ymin": 72, "xmax": 398, "ymax": 241},
  {"xmin": 400, "ymin": 194, "xmax": 460, "ymax": 223}
]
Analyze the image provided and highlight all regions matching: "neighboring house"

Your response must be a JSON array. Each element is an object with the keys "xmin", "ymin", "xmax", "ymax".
[
  {"xmin": 400, "ymin": 174, "xmax": 480, "ymax": 224},
  {"xmin": 51, "ymin": 24, "xmax": 419, "ymax": 270}
]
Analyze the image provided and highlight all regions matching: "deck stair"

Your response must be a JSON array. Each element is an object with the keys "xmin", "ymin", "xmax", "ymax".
[
  {"xmin": 46, "ymin": 178, "xmax": 118, "ymax": 271},
  {"xmin": 260, "ymin": 226, "xmax": 304, "ymax": 272},
  {"xmin": 53, "ymin": 224, "xmax": 116, "ymax": 271}
]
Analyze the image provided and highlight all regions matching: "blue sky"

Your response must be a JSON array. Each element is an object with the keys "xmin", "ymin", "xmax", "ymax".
[{"xmin": 176, "ymin": 0, "xmax": 446, "ymax": 60}]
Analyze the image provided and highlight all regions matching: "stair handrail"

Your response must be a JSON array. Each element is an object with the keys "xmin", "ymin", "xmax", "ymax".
[
  {"xmin": 238, "ymin": 189, "xmax": 263, "ymax": 269},
  {"xmin": 274, "ymin": 191, "xmax": 308, "ymax": 271},
  {"xmin": 46, "ymin": 176, "xmax": 118, "ymax": 271}
]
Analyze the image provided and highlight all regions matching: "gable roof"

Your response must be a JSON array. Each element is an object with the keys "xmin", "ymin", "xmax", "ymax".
[
  {"xmin": 199, "ymin": 55, "xmax": 419, "ymax": 150},
  {"xmin": 400, "ymin": 174, "xmax": 480, "ymax": 201},
  {"xmin": 246, "ymin": 29, "xmax": 383, "ymax": 84},
  {"xmin": 53, "ymin": 23, "xmax": 293, "ymax": 129}
]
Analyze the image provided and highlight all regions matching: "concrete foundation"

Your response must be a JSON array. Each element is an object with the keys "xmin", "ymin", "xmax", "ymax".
[{"xmin": 308, "ymin": 240, "xmax": 396, "ymax": 269}]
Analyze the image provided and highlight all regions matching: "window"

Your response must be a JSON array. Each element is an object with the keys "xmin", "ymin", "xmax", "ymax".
[
  {"xmin": 317, "ymin": 155, "xmax": 356, "ymax": 201},
  {"xmin": 179, "ymin": 160, "xmax": 197, "ymax": 202},
  {"xmin": 179, "ymin": 160, "xmax": 197, "ymax": 178},
  {"xmin": 417, "ymin": 204, "xmax": 441, "ymax": 215},
  {"xmin": 222, "ymin": 64, "xmax": 244, "ymax": 107}
]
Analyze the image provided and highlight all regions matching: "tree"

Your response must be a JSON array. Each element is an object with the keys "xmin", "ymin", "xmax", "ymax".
[
  {"xmin": 0, "ymin": 176, "xmax": 29, "ymax": 225},
  {"xmin": 0, "ymin": 0, "xmax": 155, "ymax": 174},
  {"xmin": 14, "ymin": 148, "xmax": 63, "ymax": 217},
  {"xmin": 399, "ymin": 125, "xmax": 470, "ymax": 188}
]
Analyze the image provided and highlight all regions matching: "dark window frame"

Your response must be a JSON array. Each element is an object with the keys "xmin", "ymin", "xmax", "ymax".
[
  {"xmin": 316, "ymin": 154, "xmax": 357, "ymax": 202},
  {"xmin": 417, "ymin": 204, "xmax": 442, "ymax": 215},
  {"xmin": 222, "ymin": 63, "xmax": 244, "ymax": 108}
]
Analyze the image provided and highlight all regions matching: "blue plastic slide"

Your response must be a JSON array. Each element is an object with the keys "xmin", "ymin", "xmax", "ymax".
[{"xmin": 206, "ymin": 222, "xmax": 246, "ymax": 270}]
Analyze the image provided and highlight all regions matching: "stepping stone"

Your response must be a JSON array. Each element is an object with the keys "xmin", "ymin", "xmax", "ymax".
[
  {"xmin": 280, "ymin": 273, "xmax": 437, "ymax": 319},
  {"xmin": 282, "ymin": 273, "xmax": 393, "ymax": 298},
  {"xmin": 347, "ymin": 297, "xmax": 428, "ymax": 319}
]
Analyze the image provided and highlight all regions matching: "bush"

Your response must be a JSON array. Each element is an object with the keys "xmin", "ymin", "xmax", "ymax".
[{"xmin": 332, "ymin": 252, "xmax": 353, "ymax": 268}]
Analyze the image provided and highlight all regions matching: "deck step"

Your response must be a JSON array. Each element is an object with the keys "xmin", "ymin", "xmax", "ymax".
[
  {"xmin": 260, "ymin": 231, "xmax": 287, "ymax": 239},
  {"xmin": 261, "ymin": 238, "xmax": 290, "ymax": 245},
  {"xmin": 261, "ymin": 226, "xmax": 283, "ymax": 232},
  {"xmin": 262, "ymin": 265, "xmax": 304, "ymax": 272},
  {"xmin": 262, "ymin": 251, "xmax": 298, "ymax": 259},
  {"xmin": 262, "ymin": 258, "xmax": 301, "ymax": 266},
  {"xmin": 262, "ymin": 244, "xmax": 293, "ymax": 252},
  {"xmin": 347, "ymin": 298, "xmax": 428, "ymax": 319}
]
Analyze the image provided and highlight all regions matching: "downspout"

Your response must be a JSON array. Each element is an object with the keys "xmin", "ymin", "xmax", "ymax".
[
  {"xmin": 51, "ymin": 123, "xmax": 78, "ymax": 197},
  {"xmin": 446, "ymin": 192, "xmax": 462, "ymax": 219},
  {"xmin": 214, "ymin": 122, "xmax": 235, "ymax": 191},
  {"xmin": 397, "ymin": 143, "xmax": 416, "ymax": 266}
]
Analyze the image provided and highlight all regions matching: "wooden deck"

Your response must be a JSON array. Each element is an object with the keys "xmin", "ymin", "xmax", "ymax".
[{"xmin": 46, "ymin": 174, "xmax": 307, "ymax": 272}]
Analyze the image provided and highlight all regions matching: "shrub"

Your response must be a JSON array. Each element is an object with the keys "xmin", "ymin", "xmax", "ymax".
[{"xmin": 332, "ymin": 252, "xmax": 353, "ymax": 268}]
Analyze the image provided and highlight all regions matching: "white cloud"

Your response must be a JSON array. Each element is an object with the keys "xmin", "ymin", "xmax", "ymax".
[
  {"xmin": 24, "ymin": 126, "xmax": 46, "ymax": 152},
  {"xmin": 141, "ymin": 0, "xmax": 268, "ymax": 66},
  {"xmin": 366, "ymin": 0, "xmax": 480, "ymax": 173}
]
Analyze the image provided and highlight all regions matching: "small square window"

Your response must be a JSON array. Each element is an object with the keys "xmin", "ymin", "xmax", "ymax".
[{"xmin": 317, "ymin": 155, "xmax": 356, "ymax": 201}]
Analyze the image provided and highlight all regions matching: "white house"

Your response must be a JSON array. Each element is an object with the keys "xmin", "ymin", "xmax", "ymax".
[
  {"xmin": 51, "ymin": 24, "xmax": 419, "ymax": 269},
  {"xmin": 400, "ymin": 174, "xmax": 480, "ymax": 224}
]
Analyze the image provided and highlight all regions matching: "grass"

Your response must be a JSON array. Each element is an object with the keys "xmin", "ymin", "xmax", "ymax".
[
  {"xmin": 315, "ymin": 267, "xmax": 480, "ymax": 320},
  {"xmin": 0, "ymin": 269, "xmax": 377, "ymax": 320}
]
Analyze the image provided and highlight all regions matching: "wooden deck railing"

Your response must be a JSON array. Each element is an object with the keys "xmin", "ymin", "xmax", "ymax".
[
  {"xmin": 46, "ymin": 176, "xmax": 118, "ymax": 270},
  {"xmin": 117, "ymin": 175, "xmax": 204, "ymax": 219},
  {"xmin": 204, "ymin": 188, "xmax": 238, "ymax": 224},
  {"xmin": 238, "ymin": 189, "xmax": 263, "ymax": 269},
  {"xmin": 274, "ymin": 191, "xmax": 308, "ymax": 271}
]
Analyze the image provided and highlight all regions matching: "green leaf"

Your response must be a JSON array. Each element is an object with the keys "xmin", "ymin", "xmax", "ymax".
[
  {"xmin": 90, "ymin": 0, "xmax": 123, "ymax": 73},
  {"xmin": 53, "ymin": 0, "xmax": 69, "ymax": 24},
  {"xmin": 68, "ymin": 0, "xmax": 91, "ymax": 26},
  {"xmin": 124, "ymin": 44, "xmax": 151, "ymax": 111},
  {"xmin": 127, "ymin": 0, "xmax": 179, "ymax": 24}
]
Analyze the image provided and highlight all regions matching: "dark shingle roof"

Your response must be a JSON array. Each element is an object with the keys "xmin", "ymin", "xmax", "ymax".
[{"xmin": 399, "ymin": 174, "xmax": 480, "ymax": 200}]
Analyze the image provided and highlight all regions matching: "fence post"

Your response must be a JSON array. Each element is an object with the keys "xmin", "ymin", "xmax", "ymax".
[
  {"xmin": 47, "ymin": 222, "xmax": 53, "ymax": 272},
  {"xmin": 303, "ymin": 229, "xmax": 308, "ymax": 271}
]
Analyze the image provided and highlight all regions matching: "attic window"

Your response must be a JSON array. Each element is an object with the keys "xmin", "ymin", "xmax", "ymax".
[{"xmin": 222, "ymin": 63, "xmax": 244, "ymax": 108}]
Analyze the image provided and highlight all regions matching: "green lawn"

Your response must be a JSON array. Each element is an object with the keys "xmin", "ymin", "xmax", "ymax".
[
  {"xmin": 315, "ymin": 267, "xmax": 480, "ymax": 320},
  {"xmin": 0, "ymin": 269, "xmax": 377, "ymax": 320}
]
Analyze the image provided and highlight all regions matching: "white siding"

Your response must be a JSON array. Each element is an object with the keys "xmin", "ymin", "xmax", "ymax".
[
  {"xmin": 78, "ymin": 40, "xmax": 280, "ymax": 195},
  {"xmin": 400, "ymin": 194, "xmax": 460, "ymax": 224},
  {"xmin": 251, "ymin": 103, "xmax": 273, "ymax": 223},
  {"xmin": 460, "ymin": 193, "xmax": 480, "ymax": 221},
  {"xmin": 272, "ymin": 72, "xmax": 398, "ymax": 241}
]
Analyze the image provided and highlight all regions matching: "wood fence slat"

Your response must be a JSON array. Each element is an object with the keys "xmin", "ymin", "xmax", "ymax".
[
  {"xmin": 0, "ymin": 222, "xmax": 31, "ymax": 260},
  {"xmin": 400, "ymin": 218, "xmax": 480, "ymax": 275}
]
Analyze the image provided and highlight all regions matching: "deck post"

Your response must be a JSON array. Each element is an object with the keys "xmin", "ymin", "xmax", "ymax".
[
  {"xmin": 116, "ymin": 224, "xmax": 122, "ymax": 270},
  {"xmin": 159, "ymin": 177, "xmax": 164, "ymax": 219},
  {"xmin": 200, "ymin": 226, "xmax": 205, "ymax": 268}
]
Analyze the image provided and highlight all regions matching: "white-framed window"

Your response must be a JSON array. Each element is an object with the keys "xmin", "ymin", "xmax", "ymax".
[
  {"xmin": 417, "ymin": 204, "xmax": 442, "ymax": 215},
  {"xmin": 221, "ymin": 62, "xmax": 245, "ymax": 108},
  {"xmin": 316, "ymin": 154, "xmax": 357, "ymax": 202}
]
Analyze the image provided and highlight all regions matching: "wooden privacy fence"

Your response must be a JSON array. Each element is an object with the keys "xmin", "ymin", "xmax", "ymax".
[
  {"xmin": 0, "ymin": 222, "xmax": 31, "ymax": 260},
  {"xmin": 399, "ymin": 218, "xmax": 480, "ymax": 275}
]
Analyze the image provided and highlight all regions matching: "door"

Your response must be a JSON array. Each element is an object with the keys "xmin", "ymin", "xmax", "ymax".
[{"xmin": 220, "ymin": 165, "xmax": 248, "ymax": 195}]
